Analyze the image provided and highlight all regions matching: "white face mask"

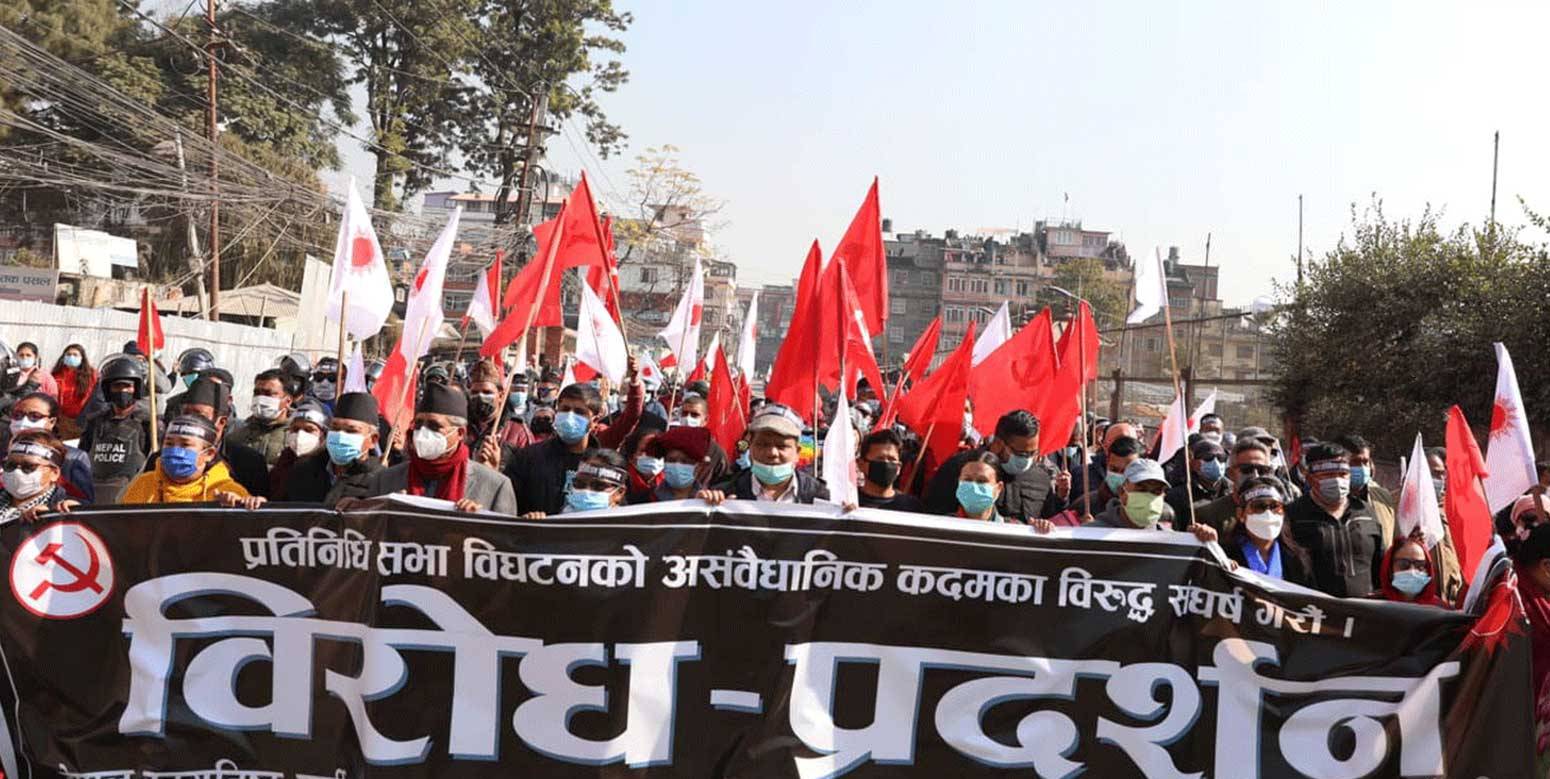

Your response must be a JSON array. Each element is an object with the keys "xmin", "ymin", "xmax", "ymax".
[
  {"xmin": 313, "ymin": 380, "xmax": 337, "ymax": 401},
  {"xmin": 2, "ymin": 467, "xmax": 44, "ymax": 499},
  {"xmin": 1245, "ymin": 510, "xmax": 1283, "ymax": 541},
  {"xmin": 413, "ymin": 426, "xmax": 450, "ymax": 460},
  {"xmin": 680, "ymin": 414, "xmax": 704, "ymax": 428},
  {"xmin": 8, "ymin": 417, "xmax": 47, "ymax": 435},
  {"xmin": 250, "ymin": 395, "xmax": 283, "ymax": 421},
  {"xmin": 286, "ymin": 429, "xmax": 321, "ymax": 456}
]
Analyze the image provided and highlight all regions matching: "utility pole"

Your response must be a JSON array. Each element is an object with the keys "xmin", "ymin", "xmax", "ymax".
[
  {"xmin": 206, "ymin": 0, "xmax": 221, "ymax": 320},
  {"xmin": 1296, "ymin": 194, "xmax": 1304, "ymax": 286},
  {"xmin": 1490, "ymin": 130, "xmax": 1500, "ymax": 226},
  {"xmin": 510, "ymin": 85, "xmax": 550, "ymax": 233}
]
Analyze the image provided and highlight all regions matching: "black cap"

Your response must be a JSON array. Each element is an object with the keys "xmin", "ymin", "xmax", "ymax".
[
  {"xmin": 122, "ymin": 340, "xmax": 143, "ymax": 356},
  {"xmin": 185, "ymin": 377, "xmax": 229, "ymax": 411},
  {"xmin": 416, "ymin": 382, "xmax": 468, "ymax": 418},
  {"xmin": 334, "ymin": 392, "xmax": 379, "ymax": 423}
]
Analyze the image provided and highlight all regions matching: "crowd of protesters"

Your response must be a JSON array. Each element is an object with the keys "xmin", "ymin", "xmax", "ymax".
[{"xmin": 2, "ymin": 339, "xmax": 1547, "ymax": 620}]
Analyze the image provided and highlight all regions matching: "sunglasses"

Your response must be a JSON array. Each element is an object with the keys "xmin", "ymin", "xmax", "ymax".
[
  {"xmin": 1236, "ymin": 464, "xmax": 1275, "ymax": 477},
  {"xmin": 10, "ymin": 412, "xmax": 48, "ymax": 423},
  {"xmin": 1246, "ymin": 500, "xmax": 1283, "ymax": 513},
  {"xmin": 2, "ymin": 460, "xmax": 48, "ymax": 473}
]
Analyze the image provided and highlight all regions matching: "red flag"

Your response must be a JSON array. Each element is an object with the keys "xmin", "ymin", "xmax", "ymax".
[
  {"xmin": 830, "ymin": 178, "xmax": 888, "ymax": 334},
  {"xmin": 136, "ymin": 287, "xmax": 164, "ymax": 356},
  {"xmin": 764, "ymin": 240, "xmax": 825, "ymax": 422},
  {"xmin": 897, "ymin": 320, "xmax": 977, "ymax": 476},
  {"xmin": 876, "ymin": 316, "xmax": 941, "ymax": 430},
  {"xmin": 967, "ymin": 308, "xmax": 1058, "ymax": 439},
  {"xmin": 586, "ymin": 212, "xmax": 622, "ymax": 323},
  {"xmin": 1446, "ymin": 405, "xmax": 1493, "ymax": 584},
  {"xmin": 1036, "ymin": 303, "xmax": 1099, "ymax": 455},
  {"xmin": 705, "ymin": 345, "xmax": 741, "ymax": 457},
  {"xmin": 823, "ymin": 257, "xmax": 885, "ymax": 401},
  {"xmin": 483, "ymin": 201, "xmax": 571, "ymax": 358}
]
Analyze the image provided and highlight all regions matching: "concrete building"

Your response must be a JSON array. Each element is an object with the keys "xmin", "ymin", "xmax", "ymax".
[{"xmin": 882, "ymin": 227, "xmax": 944, "ymax": 356}]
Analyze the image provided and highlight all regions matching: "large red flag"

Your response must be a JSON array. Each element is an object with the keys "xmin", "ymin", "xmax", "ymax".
[
  {"xmin": 483, "ymin": 201, "xmax": 572, "ymax": 358},
  {"xmin": 1446, "ymin": 405, "xmax": 1493, "ymax": 584},
  {"xmin": 1037, "ymin": 302, "xmax": 1100, "ymax": 455},
  {"xmin": 764, "ymin": 240, "xmax": 824, "ymax": 422},
  {"xmin": 830, "ymin": 178, "xmax": 888, "ymax": 334},
  {"xmin": 830, "ymin": 179, "xmax": 892, "ymax": 336},
  {"xmin": 897, "ymin": 320, "xmax": 977, "ymax": 477},
  {"xmin": 136, "ymin": 287, "xmax": 164, "ymax": 356},
  {"xmin": 705, "ymin": 345, "xmax": 741, "ymax": 457},
  {"xmin": 816, "ymin": 257, "xmax": 885, "ymax": 401},
  {"xmin": 876, "ymin": 316, "xmax": 941, "ymax": 430},
  {"xmin": 967, "ymin": 307, "xmax": 1058, "ymax": 439}
]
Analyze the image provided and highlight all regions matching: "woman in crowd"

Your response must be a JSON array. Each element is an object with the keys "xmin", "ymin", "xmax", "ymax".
[
  {"xmin": 1223, "ymin": 476, "xmax": 1314, "ymax": 586},
  {"xmin": 1, "ymin": 431, "xmax": 79, "ymax": 522},
  {"xmin": 622, "ymin": 414, "xmax": 668, "ymax": 503},
  {"xmin": 7, "ymin": 392, "xmax": 94, "ymax": 503},
  {"xmin": 50, "ymin": 344, "xmax": 95, "ymax": 438},
  {"xmin": 120, "ymin": 414, "xmax": 255, "ymax": 506},
  {"xmin": 12, "ymin": 342, "xmax": 58, "ymax": 398},
  {"xmin": 1376, "ymin": 535, "xmax": 1448, "ymax": 607},
  {"xmin": 954, "ymin": 453, "xmax": 1008, "ymax": 523},
  {"xmin": 636, "ymin": 427, "xmax": 712, "ymax": 504}
]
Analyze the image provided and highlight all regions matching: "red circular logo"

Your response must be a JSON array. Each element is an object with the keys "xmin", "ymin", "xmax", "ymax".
[{"xmin": 9, "ymin": 523, "xmax": 115, "ymax": 619}]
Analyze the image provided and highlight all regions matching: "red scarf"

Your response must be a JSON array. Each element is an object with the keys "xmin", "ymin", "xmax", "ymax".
[{"xmin": 407, "ymin": 441, "xmax": 470, "ymax": 501}]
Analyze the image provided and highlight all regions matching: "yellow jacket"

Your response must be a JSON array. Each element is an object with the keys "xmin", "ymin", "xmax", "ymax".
[{"xmin": 121, "ymin": 460, "xmax": 250, "ymax": 504}]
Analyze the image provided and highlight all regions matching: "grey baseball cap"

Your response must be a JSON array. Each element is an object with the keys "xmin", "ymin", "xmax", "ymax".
[{"xmin": 1124, "ymin": 458, "xmax": 1170, "ymax": 488}]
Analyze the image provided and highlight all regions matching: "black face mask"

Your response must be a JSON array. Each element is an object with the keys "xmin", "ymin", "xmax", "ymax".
[
  {"xmin": 109, "ymin": 389, "xmax": 136, "ymax": 410},
  {"xmin": 865, "ymin": 459, "xmax": 901, "ymax": 488},
  {"xmin": 530, "ymin": 416, "xmax": 555, "ymax": 435},
  {"xmin": 468, "ymin": 396, "xmax": 495, "ymax": 421}
]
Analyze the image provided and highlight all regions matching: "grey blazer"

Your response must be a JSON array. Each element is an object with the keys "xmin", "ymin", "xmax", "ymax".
[{"xmin": 364, "ymin": 460, "xmax": 518, "ymax": 516}]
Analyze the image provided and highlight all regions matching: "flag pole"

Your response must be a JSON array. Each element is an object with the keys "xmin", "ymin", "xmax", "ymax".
[
  {"xmin": 147, "ymin": 347, "xmax": 159, "ymax": 453},
  {"xmin": 903, "ymin": 418, "xmax": 938, "ymax": 496},
  {"xmin": 336, "ymin": 291, "xmax": 349, "ymax": 390},
  {"xmin": 453, "ymin": 318, "xmax": 472, "ymax": 365},
  {"xmin": 383, "ymin": 319, "xmax": 430, "ymax": 465},
  {"xmin": 666, "ymin": 263, "xmax": 695, "ymax": 418},
  {"xmin": 1156, "ymin": 248, "xmax": 1197, "ymax": 528}
]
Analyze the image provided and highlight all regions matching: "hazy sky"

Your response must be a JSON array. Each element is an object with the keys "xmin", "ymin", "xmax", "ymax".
[{"xmin": 342, "ymin": 1, "xmax": 1550, "ymax": 306}]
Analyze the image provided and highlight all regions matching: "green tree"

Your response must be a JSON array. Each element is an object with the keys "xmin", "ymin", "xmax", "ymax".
[
  {"xmin": 1268, "ymin": 199, "xmax": 1550, "ymax": 456},
  {"xmin": 286, "ymin": 0, "xmax": 479, "ymax": 210},
  {"xmin": 1046, "ymin": 257, "xmax": 1129, "ymax": 328},
  {"xmin": 457, "ymin": 0, "xmax": 630, "ymax": 225}
]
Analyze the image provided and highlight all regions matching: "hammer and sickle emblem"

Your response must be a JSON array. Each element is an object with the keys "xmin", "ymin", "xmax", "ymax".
[{"xmin": 28, "ymin": 541, "xmax": 103, "ymax": 601}]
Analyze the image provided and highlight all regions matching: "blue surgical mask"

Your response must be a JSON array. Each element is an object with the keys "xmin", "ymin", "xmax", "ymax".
[
  {"xmin": 15, "ymin": 357, "xmax": 34, "ymax": 370},
  {"xmin": 326, "ymin": 430, "xmax": 366, "ymax": 465},
  {"xmin": 664, "ymin": 462, "xmax": 698, "ymax": 489},
  {"xmin": 750, "ymin": 459, "xmax": 794, "ymax": 486},
  {"xmin": 182, "ymin": 374, "xmax": 198, "ymax": 389},
  {"xmin": 1104, "ymin": 471, "xmax": 1126, "ymax": 493},
  {"xmin": 565, "ymin": 488, "xmax": 613, "ymax": 513},
  {"xmin": 1349, "ymin": 465, "xmax": 1370, "ymax": 490},
  {"xmin": 635, "ymin": 455, "xmax": 665, "ymax": 478},
  {"xmin": 161, "ymin": 445, "xmax": 202, "ymax": 480},
  {"xmin": 1391, "ymin": 569, "xmax": 1431, "ymax": 597},
  {"xmin": 554, "ymin": 410, "xmax": 590, "ymax": 444},
  {"xmin": 956, "ymin": 481, "xmax": 998, "ymax": 515},
  {"xmin": 1002, "ymin": 452, "xmax": 1034, "ymax": 474},
  {"xmin": 1200, "ymin": 459, "xmax": 1224, "ymax": 483},
  {"xmin": 62, "ymin": 354, "xmax": 82, "ymax": 369},
  {"xmin": 509, "ymin": 391, "xmax": 529, "ymax": 410}
]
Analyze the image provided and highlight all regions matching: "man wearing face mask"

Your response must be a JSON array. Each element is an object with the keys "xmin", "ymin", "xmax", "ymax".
[
  {"xmin": 923, "ymin": 411, "xmax": 1070, "ymax": 522},
  {"xmin": 1197, "ymin": 414, "xmax": 1226, "ymax": 445},
  {"xmin": 516, "ymin": 451, "xmax": 630, "ymax": 517},
  {"xmin": 1069, "ymin": 420, "xmax": 1139, "ymax": 509},
  {"xmin": 1165, "ymin": 439, "xmax": 1230, "ymax": 523},
  {"xmin": 360, "ymin": 383, "xmax": 516, "ymax": 513},
  {"xmin": 277, "ymin": 393, "xmax": 385, "ymax": 506},
  {"xmin": 308, "ymin": 357, "xmax": 340, "ymax": 413},
  {"xmin": 228, "ymin": 369, "xmax": 294, "ymax": 466},
  {"xmin": 266, "ymin": 401, "xmax": 329, "ymax": 496},
  {"xmin": 1085, "ymin": 459, "xmax": 1179, "ymax": 530},
  {"xmin": 496, "ymin": 373, "xmax": 536, "ymax": 449},
  {"xmin": 855, "ymin": 429, "xmax": 923, "ymax": 513},
  {"xmin": 1286, "ymin": 442, "xmax": 1384, "ymax": 598},
  {"xmin": 79, "ymin": 355, "xmax": 154, "ymax": 503},
  {"xmin": 465, "ymin": 359, "xmax": 507, "ymax": 468},
  {"xmin": 698, "ymin": 404, "xmax": 828, "ymax": 505},
  {"xmin": 502, "ymin": 383, "xmax": 610, "ymax": 516},
  {"xmin": 1191, "ymin": 438, "xmax": 1276, "ymax": 533},
  {"xmin": 677, "ymin": 396, "xmax": 709, "ymax": 428}
]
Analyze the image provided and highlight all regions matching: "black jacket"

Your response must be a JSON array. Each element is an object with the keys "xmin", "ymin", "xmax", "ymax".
[
  {"xmin": 714, "ymin": 469, "xmax": 829, "ymax": 504},
  {"xmin": 923, "ymin": 447, "xmax": 1066, "ymax": 521},
  {"xmin": 1286, "ymin": 493, "xmax": 1384, "ymax": 598},
  {"xmin": 1164, "ymin": 475, "xmax": 1229, "ymax": 528},
  {"xmin": 276, "ymin": 452, "xmax": 384, "ymax": 507},
  {"xmin": 503, "ymin": 436, "xmax": 586, "ymax": 515},
  {"xmin": 1223, "ymin": 532, "xmax": 1316, "ymax": 588}
]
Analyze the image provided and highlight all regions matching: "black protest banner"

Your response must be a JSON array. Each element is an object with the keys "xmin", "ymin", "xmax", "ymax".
[{"xmin": 0, "ymin": 500, "xmax": 1531, "ymax": 778}]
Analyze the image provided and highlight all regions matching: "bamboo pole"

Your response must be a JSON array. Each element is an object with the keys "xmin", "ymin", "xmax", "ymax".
[{"xmin": 1156, "ymin": 248, "xmax": 1197, "ymax": 529}]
